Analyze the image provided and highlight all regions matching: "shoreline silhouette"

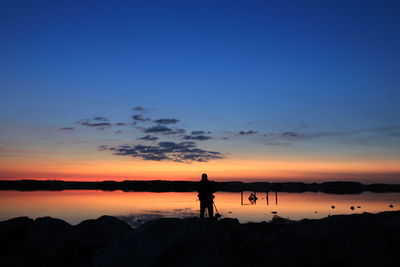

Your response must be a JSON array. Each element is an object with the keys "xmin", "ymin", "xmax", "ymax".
[{"xmin": 1, "ymin": 179, "xmax": 400, "ymax": 194}]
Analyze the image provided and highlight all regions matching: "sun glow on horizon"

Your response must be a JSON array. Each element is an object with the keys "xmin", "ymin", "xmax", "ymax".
[{"xmin": 1, "ymin": 156, "xmax": 399, "ymax": 183}]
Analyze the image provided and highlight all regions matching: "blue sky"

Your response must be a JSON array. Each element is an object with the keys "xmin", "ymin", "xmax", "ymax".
[{"xmin": 1, "ymin": 0, "xmax": 400, "ymax": 181}]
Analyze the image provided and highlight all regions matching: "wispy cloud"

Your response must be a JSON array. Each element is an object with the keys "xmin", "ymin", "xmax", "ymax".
[
  {"xmin": 137, "ymin": 135, "xmax": 159, "ymax": 141},
  {"xmin": 191, "ymin": 131, "xmax": 211, "ymax": 135},
  {"xmin": 116, "ymin": 122, "xmax": 130, "ymax": 126},
  {"xmin": 265, "ymin": 142, "xmax": 291, "ymax": 146},
  {"xmin": 131, "ymin": 114, "xmax": 151, "ymax": 122},
  {"xmin": 280, "ymin": 132, "xmax": 304, "ymax": 139},
  {"xmin": 183, "ymin": 135, "xmax": 211, "ymax": 141},
  {"xmin": 93, "ymin": 116, "xmax": 108, "ymax": 122},
  {"xmin": 389, "ymin": 132, "xmax": 400, "ymax": 138},
  {"xmin": 143, "ymin": 125, "xmax": 185, "ymax": 135},
  {"xmin": 76, "ymin": 119, "xmax": 113, "ymax": 129},
  {"xmin": 303, "ymin": 124, "xmax": 400, "ymax": 140},
  {"xmin": 239, "ymin": 130, "xmax": 258, "ymax": 135},
  {"xmin": 260, "ymin": 124, "xmax": 400, "ymax": 146},
  {"xmin": 59, "ymin": 127, "xmax": 74, "ymax": 131},
  {"xmin": 183, "ymin": 130, "xmax": 212, "ymax": 141},
  {"xmin": 132, "ymin": 106, "xmax": 152, "ymax": 113},
  {"xmin": 100, "ymin": 141, "xmax": 223, "ymax": 162},
  {"xmin": 153, "ymin": 118, "xmax": 180, "ymax": 124},
  {"xmin": 298, "ymin": 122, "xmax": 309, "ymax": 129}
]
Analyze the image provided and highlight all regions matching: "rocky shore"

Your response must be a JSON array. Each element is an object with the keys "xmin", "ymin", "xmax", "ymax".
[{"xmin": 1, "ymin": 211, "xmax": 399, "ymax": 267}]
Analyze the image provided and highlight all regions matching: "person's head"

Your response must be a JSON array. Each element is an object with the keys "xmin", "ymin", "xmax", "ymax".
[{"xmin": 201, "ymin": 173, "xmax": 208, "ymax": 181}]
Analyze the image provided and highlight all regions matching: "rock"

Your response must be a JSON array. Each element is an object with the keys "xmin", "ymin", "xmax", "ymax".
[
  {"xmin": 350, "ymin": 206, "xmax": 355, "ymax": 210},
  {"xmin": 2, "ymin": 216, "xmax": 132, "ymax": 266},
  {"xmin": 270, "ymin": 215, "xmax": 292, "ymax": 224},
  {"xmin": 2, "ymin": 211, "xmax": 399, "ymax": 267},
  {"xmin": 95, "ymin": 218, "xmax": 236, "ymax": 267},
  {"xmin": 73, "ymin": 215, "xmax": 132, "ymax": 251},
  {"xmin": 0, "ymin": 217, "xmax": 33, "ymax": 254},
  {"xmin": 331, "ymin": 205, "xmax": 335, "ymax": 209},
  {"xmin": 389, "ymin": 204, "xmax": 394, "ymax": 208},
  {"xmin": 23, "ymin": 217, "xmax": 73, "ymax": 262},
  {"xmin": 271, "ymin": 211, "xmax": 277, "ymax": 214},
  {"xmin": 218, "ymin": 217, "xmax": 240, "ymax": 226}
]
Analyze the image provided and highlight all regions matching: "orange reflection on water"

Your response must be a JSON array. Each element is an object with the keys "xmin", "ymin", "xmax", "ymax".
[
  {"xmin": 227, "ymin": 191, "xmax": 400, "ymax": 222},
  {"xmin": 0, "ymin": 190, "xmax": 399, "ymax": 225},
  {"xmin": 0, "ymin": 190, "xmax": 201, "ymax": 224}
]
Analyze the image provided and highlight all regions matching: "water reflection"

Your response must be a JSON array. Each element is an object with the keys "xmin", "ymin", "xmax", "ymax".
[
  {"xmin": 241, "ymin": 191, "xmax": 278, "ymax": 206},
  {"xmin": 0, "ymin": 190, "xmax": 398, "ymax": 225}
]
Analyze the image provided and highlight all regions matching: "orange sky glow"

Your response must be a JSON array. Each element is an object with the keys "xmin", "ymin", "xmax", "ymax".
[{"xmin": 1, "ymin": 155, "xmax": 399, "ymax": 183}]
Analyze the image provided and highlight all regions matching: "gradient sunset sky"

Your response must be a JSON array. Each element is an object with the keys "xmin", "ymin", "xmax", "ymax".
[{"xmin": 1, "ymin": 0, "xmax": 400, "ymax": 182}]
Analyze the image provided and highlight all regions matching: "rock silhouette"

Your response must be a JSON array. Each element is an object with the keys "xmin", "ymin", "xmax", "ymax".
[{"xmin": 0, "ymin": 211, "xmax": 399, "ymax": 266}]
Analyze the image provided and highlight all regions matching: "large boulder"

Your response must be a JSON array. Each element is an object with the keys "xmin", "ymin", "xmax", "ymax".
[
  {"xmin": 21, "ymin": 215, "xmax": 132, "ymax": 265},
  {"xmin": 0, "ymin": 217, "xmax": 34, "ymax": 266},
  {"xmin": 0, "ymin": 217, "xmax": 33, "ymax": 253},
  {"xmin": 73, "ymin": 215, "xmax": 132, "ymax": 251},
  {"xmin": 94, "ymin": 218, "xmax": 241, "ymax": 267},
  {"xmin": 236, "ymin": 212, "xmax": 400, "ymax": 267},
  {"xmin": 22, "ymin": 217, "xmax": 73, "ymax": 262}
]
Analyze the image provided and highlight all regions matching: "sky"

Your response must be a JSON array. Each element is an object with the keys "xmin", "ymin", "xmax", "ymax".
[{"xmin": 1, "ymin": 0, "xmax": 400, "ymax": 183}]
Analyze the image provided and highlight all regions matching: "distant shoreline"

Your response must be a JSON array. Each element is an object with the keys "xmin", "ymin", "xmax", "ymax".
[{"xmin": 1, "ymin": 179, "xmax": 400, "ymax": 194}]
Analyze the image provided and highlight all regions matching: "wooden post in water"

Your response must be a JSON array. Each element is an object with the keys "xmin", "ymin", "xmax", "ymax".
[
  {"xmin": 275, "ymin": 191, "xmax": 278, "ymax": 205},
  {"xmin": 266, "ymin": 191, "xmax": 269, "ymax": 206},
  {"xmin": 241, "ymin": 191, "xmax": 243, "ymax": 205}
]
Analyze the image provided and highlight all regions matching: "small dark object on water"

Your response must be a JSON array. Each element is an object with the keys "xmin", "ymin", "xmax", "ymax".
[
  {"xmin": 228, "ymin": 211, "xmax": 232, "ymax": 213},
  {"xmin": 248, "ymin": 193, "xmax": 258, "ymax": 201},
  {"xmin": 350, "ymin": 206, "xmax": 355, "ymax": 210},
  {"xmin": 271, "ymin": 211, "xmax": 277, "ymax": 214},
  {"xmin": 389, "ymin": 204, "xmax": 394, "ymax": 208},
  {"xmin": 314, "ymin": 211, "xmax": 318, "ymax": 213},
  {"xmin": 331, "ymin": 205, "xmax": 335, "ymax": 209},
  {"xmin": 357, "ymin": 206, "xmax": 361, "ymax": 208}
]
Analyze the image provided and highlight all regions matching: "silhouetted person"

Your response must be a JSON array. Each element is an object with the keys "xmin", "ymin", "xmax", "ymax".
[{"xmin": 197, "ymin": 173, "xmax": 216, "ymax": 218}]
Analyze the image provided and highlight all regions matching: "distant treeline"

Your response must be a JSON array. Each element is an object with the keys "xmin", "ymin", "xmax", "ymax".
[{"xmin": 1, "ymin": 180, "xmax": 400, "ymax": 194}]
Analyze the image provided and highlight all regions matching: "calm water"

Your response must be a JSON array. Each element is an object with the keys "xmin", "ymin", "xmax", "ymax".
[{"xmin": 0, "ymin": 190, "xmax": 399, "ymax": 226}]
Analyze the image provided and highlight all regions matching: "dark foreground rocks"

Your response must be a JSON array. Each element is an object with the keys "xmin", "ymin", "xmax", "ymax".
[
  {"xmin": 0, "ymin": 215, "xmax": 131, "ymax": 267},
  {"xmin": 1, "ymin": 211, "xmax": 399, "ymax": 267}
]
